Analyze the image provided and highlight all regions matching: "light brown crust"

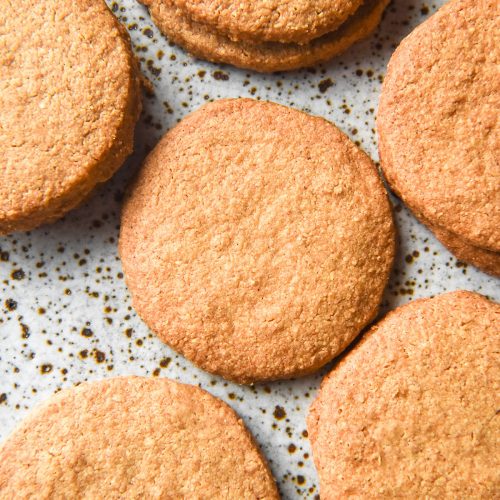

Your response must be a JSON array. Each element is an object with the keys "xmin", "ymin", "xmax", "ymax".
[
  {"xmin": 308, "ymin": 291, "xmax": 500, "ymax": 498},
  {"xmin": 170, "ymin": 0, "xmax": 363, "ymax": 44},
  {"xmin": 378, "ymin": 0, "xmax": 500, "ymax": 252},
  {"xmin": 0, "ymin": 0, "xmax": 142, "ymax": 235},
  {"xmin": 0, "ymin": 377, "xmax": 279, "ymax": 499},
  {"xmin": 140, "ymin": 0, "xmax": 390, "ymax": 72},
  {"xmin": 119, "ymin": 98, "xmax": 395, "ymax": 384}
]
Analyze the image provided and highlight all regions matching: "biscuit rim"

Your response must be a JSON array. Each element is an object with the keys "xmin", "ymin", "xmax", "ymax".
[{"xmin": 429, "ymin": 222, "xmax": 500, "ymax": 277}]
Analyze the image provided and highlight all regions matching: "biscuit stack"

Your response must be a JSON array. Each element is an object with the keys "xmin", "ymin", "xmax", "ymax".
[
  {"xmin": 140, "ymin": 0, "xmax": 390, "ymax": 71},
  {"xmin": 0, "ymin": 0, "xmax": 141, "ymax": 235},
  {"xmin": 378, "ymin": 0, "xmax": 500, "ymax": 276}
]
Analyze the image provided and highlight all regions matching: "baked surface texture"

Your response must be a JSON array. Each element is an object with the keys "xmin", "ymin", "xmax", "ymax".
[
  {"xmin": 0, "ymin": 377, "xmax": 278, "ymax": 499},
  {"xmin": 140, "ymin": 0, "xmax": 389, "ymax": 72},
  {"xmin": 170, "ymin": 0, "xmax": 363, "ymax": 43},
  {"xmin": 119, "ymin": 98, "xmax": 395, "ymax": 383},
  {"xmin": 378, "ymin": 0, "xmax": 500, "ymax": 254},
  {"xmin": 0, "ymin": 0, "xmax": 142, "ymax": 234},
  {"xmin": 308, "ymin": 290, "xmax": 500, "ymax": 498}
]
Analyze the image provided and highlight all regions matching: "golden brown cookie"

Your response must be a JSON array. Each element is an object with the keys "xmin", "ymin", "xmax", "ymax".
[
  {"xmin": 0, "ymin": 0, "xmax": 142, "ymax": 235},
  {"xmin": 378, "ymin": 0, "xmax": 500, "ymax": 257},
  {"xmin": 119, "ymin": 98, "xmax": 395, "ymax": 384},
  {"xmin": 171, "ymin": 0, "xmax": 363, "ymax": 44},
  {"xmin": 308, "ymin": 291, "xmax": 500, "ymax": 498},
  {"xmin": 0, "ymin": 377, "xmax": 279, "ymax": 499},
  {"xmin": 140, "ymin": 0, "xmax": 389, "ymax": 72}
]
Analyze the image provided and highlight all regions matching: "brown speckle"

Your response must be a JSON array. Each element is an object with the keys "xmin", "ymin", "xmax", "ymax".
[
  {"xmin": 318, "ymin": 78, "xmax": 333, "ymax": 93},
  {"xmin": 273, "ymin": 405, "xmax": 286, "ymax": 420},
  {"xmin": 213, "ymin": 70, "xmax": 229, "ymax": 81},
  {"xmin": 11, "ymin": 269, "xmax": 25, "ymax": 280},
  {"xmin": 94, "ymin": 350, "xmax": 106, "ymax": 363},
  {"xmin": 40, "ymin": 364, "xmax": 53, "ymax": 374},
  {"xmin": 5, "ymin": 298, "xmax": 17, "ymax": 311},
  {"xmin": 160, "ymin": 357, "xmax": 171, "ymax": 368},
  {"xmin": 81, "ymin": 328, "xmax": 93, "ymax": 338}
]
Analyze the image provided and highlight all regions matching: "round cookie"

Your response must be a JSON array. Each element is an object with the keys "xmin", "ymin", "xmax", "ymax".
[
  {"xmin": 0, "ymin": 0, "xmax": 142, "ymax": 235},
  {"xmin": 308, "ymin": 291, "xmax": 500, "ymax": 498},
  {"xmin": 170, "ymin": 0, "xmax": 363, "ymax": 44},
  {"xmin": 378, "ymin": 0, "xmax": 500, "ymax": 254},
  {"xmin": 0, "ymin": 377, "xmax": 278, "ymax": 499},
  {"xmin": 140, "ymin": 0, "xmax": 389, "ymax": 72},
  {"xmin": 119, "ymin": 98, "xmax": 395, "ymax": 384}
]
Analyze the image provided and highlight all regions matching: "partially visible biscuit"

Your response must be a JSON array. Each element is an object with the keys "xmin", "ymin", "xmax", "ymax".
[
  {"xmin": 119, "ymin": 98, "xmax": 395, "ymax": 383},
  {"xmin": 430, "ymin": 223, "xmax": 500, "ymax": 277},
  {"xmin": 0, "ymin": 377, "xmax": 279, "ymax": 499},
  {"xmin": 406, "ymin": 204, "xmax": 499, "ymax": 277},
  {"xmin": 170, "ymin": 0, "xmax": 363, "ymax": 44},
  {"xmin": 140, "ymin": 0, "xmax": 389, "ymax": 72},
  {"xmin": 0, "ymin": 0, "xmax": 142, "ymax": 235},
  {"xmin": 378, "ymin": 0, "xmax": 500, "ymax": 254},
  {"xmin": 309, "ymin": 291, "xmax": 500, "ymax": 498}
]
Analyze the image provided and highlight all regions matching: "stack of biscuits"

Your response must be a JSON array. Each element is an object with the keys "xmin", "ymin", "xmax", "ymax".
[
  {"xmin": 140, "ymin": 0, "xmax": 391, "ymax": 71},
  {"xmin": 378, "ymin": 0, "xmax": 500, "ymax": 277}
]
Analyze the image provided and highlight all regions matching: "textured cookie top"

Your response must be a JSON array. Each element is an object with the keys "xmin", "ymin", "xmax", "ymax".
[
  {"xmin": 0, "ymin": 377, "xmax": 278, "ymax": 499},
  {"xmin": 142, "ymin": 0, "xmax": 388, "ymax": 72},
  {"xmin": 378, "ymin": 0, "xmax": 500, "ymax": 252},
  {"xmin": 0, "ymin": 0, "xmax": 140, "ymax": 234},
  {"xmin": 119, "ymin": 99, "xmax": 395, "ymax": 383},
  {"xmin": 166, "ymin": 0, "xmax": 363, "ymax": 43},
  {"xmin": 308, "ymin": 291, "xmax": 500, "ymax": 498}
]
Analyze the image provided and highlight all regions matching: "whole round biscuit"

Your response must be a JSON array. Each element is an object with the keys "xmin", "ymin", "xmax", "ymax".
[
  {"xmin": 119, "ymin": 98, "xmax": 395, "ymax": 384},
  {"xmin": 308, "ymin": 291, "xmax": 500, "ymax": 498},
  {"xmin": 0, "ymin": 377, "xmax": 278, "ymax": 499},
  {"xmin": 378, "ymin": 0, "xmax": 500, "ymax": 252},
  {"xmin": 170, "ymin": 0, "xmax": 363, "ymax": 44},
  {"xmin": 0, "ymin": 0, "xmax": 141, "ymax": 235},
  {"xmin": 140, "ymin": 0, "xmax": 389, "ymax": 72}
]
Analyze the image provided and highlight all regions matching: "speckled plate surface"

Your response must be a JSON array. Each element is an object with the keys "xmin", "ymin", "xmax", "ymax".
[{"xmin": 0, "ymin": 1, "xmax": 498, "ymax": 498}]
